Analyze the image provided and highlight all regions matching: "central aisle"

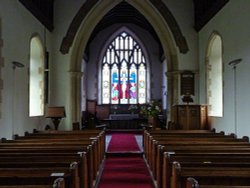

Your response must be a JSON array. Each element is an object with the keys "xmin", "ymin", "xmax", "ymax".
[
  {"xmin": 97, "ymin": 131, "xmax": 155, "ymax": 188},
  {"xmin": 107, "ymin": 132, "xmax": 141, "ymax": 153}
]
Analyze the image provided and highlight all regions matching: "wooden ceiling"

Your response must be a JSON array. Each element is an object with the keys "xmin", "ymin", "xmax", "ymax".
[
  {"xmin": 193, "ymin": 0, "xmax": 229, "ymax": 31},
  {"xmin": 19, "ymin": 0, "xmax": 229, "ymax": 44},
  {"xmin": 19, "ymin": 0, "xmax": 229, "ymax": 32},
  {"xmin": 19, "ymin": 0, "xmax": 54, "ymax": 31}
]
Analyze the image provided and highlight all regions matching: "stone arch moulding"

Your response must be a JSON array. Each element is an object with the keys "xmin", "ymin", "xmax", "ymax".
[
  {"xmin": 60, "ymin": 0, "xmax": 189, "ymax": 55},
  {"xmin": 67, "ymin": 0, "xmax": 183, "ymax": 123}
]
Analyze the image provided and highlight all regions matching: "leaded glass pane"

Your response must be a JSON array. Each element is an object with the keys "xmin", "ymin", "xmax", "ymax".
[
  {"xmin": 102, "ymin": 64, "xmax": 110, "ymax": 104},
  {"xmin": 120, "ymin": 61, "xmax": 128, "ymax": 104},
  {"xmin": 111, "ymin": 64, "xmax": 119, "ymax": 104},
  {"xmin": 138, "ymin": 64, "xmax": 146, "ymax": 104},
  {"xmin": 129, "ymin": 64, "xmax": 137, "ymax": 104}
]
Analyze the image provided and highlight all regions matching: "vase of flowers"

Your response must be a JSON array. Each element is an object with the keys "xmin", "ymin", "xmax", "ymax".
[
  {"xmin": 140, "ymin": 100, "xmax": 162, "ymax": 129},
  {"xmin": 128, "ymin": 104, "xmax": 138, "ymax": 114}
]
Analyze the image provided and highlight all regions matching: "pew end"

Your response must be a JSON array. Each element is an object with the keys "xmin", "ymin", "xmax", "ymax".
[
  {"xmin": 53, "ymin": 177, "xmax": 65, "ymax": 188},
  {"xmin": 186, "ymin": 177, "xmax": 199, "ymax": 188}
]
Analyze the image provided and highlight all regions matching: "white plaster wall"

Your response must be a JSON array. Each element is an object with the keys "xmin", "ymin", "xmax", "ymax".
[
  {"xmin": 0, "ymin": 0, "xmax": 197, "ymax": 132},
  {"xmin": 48, "ymin": 0, "xmax": 198, "ymax": 128},
  {"xmin": 165, "ymin": 0, "xmax": 198, "ymax": 69},
  {"xmin": 198, "ymin": 0, "xmax": 250, "ymax": 137},
  {"xmin": 0, "ymin": 0, "xmax": 49, "ymax": 139},
  {"xmin": 51, "ymin": 0, "xmax": 88, "ymax": 129},
  {"xmin": 163, "ymin": 0, "xmax": 199, "ymax": 104}
]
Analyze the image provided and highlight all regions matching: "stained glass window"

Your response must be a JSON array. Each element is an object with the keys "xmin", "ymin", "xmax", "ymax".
[{"xmin": 102, "ymin": 31, "xmax": 147, "ymax": 104}]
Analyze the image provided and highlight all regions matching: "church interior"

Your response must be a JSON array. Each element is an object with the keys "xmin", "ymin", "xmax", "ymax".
[{"xmin": 1, "ymin": 0, "xmax": 250, "ymax": 187}]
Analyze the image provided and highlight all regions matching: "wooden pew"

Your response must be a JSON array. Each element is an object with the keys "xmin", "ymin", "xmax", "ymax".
[
  {"xmin": 150, "ymin": 137, "xmax": 248, "ymax": 162},
  {"xmin": 18, "ymin": 129, "xmax": 106, "ymax": 167},
  {"xmin": 143, "ymin": 130, "xmax": 250, "ymax": 188},
  {"xmin": 143, "ymin": 129, "xmax": 237, "ymax": 146},
  {"xmin": 16, "ymin": 130, "xmax": 105, "ymax": 185},
  {"xmin": 143, "ymin": 130, "xmax": 247, "ymax": 165},
  {"xmin": 166, "ymin": 155, "xmax": 250, "ymax": 188},
  {"xmin": 0, "ymin": 145, "xmax": 94, "ymax": 187},
  {"xmin": 0, "ymin": 151, "xmax": 89, "ymax": 188},
  {"xmin": 0, "ymin": 129, "xmax": 105, "ymax": 188},
  {"xmin": 150, "ymin": 139, "xmax": 250, "ymax": 182},
  {"xmin": 0, "ymin": 177, "xmax": 65, "ymax": 188},
  {"xmin": 0, "ymin": 130, "xmax": 104, "ymax": 188},
  {"xmin": 16, "ymin": 129, "xmax": 106, "ymax": 165},
  {"xmin": 143, "ymin": 129, "xmax": 238, "ymax": 164},
  {"xmin": 186, "ymin": 177, "xmax": 250, "ymax": 188},
  {"xmin": 0, "ymin": 155, "xmax": 86, "ymax": 187},
  {"xmin": 0, "ymin": 166, "xmax": 77, "ymax": 188},
  {"xmin": 172, "ymin": 161, "xmax": 250, "ymax": 188}
]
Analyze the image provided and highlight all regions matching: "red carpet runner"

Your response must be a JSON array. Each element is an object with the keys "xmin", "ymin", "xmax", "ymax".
[
  {"xmin": 107, "ymin": 132, "xmax": 141, "ymax": 152},
  {"xmin": 98, "ymin": 132, "xmax": 155, "ymax": 188}
]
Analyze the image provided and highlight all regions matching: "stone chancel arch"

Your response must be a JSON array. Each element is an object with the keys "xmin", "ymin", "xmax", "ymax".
[
  {"xmin": 65, "ymin": 0, "xmax": 187, "ymax": 124},
  {"xmin": 60, "ymin": 0, "xmax": 188, "ymax": 55}
]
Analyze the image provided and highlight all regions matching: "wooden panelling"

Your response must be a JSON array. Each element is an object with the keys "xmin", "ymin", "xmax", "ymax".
[
  {"xmin": 172, "ymin": 105, "xmax": 209, "ymax": 130},
  {"xmin": 96, "ymin": 105, "xmax": 110, "ymax": 120}
]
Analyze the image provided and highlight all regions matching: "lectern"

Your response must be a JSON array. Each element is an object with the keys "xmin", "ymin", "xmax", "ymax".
[{"xmin": 46, "ymin": 106, "xmax": 66, "ymax": 130}]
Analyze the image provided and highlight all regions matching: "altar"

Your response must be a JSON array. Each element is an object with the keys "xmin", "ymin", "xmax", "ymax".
[
  {"xmin": 109, "ymin": 113, "xmax": 139, "ymax": 120},
  {"xmin": 102, "ymin": 114, "xmax": 146, "ymax": 129}
]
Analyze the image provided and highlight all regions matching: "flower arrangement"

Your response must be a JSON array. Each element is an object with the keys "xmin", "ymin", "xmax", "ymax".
[
  {"xmin": 140, "ymin": 100, "xmax": 162, "ymax": 118},
  {"xmin": 111, "ymin": 104, "xmax": 119, "ymax": 114},
  {"xmin": 128, "ymin": 104, "xmax": 138, "ymax": 113}
]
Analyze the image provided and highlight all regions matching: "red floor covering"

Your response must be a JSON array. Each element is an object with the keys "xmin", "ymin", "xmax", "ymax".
[
  {"xmin": 107, "ymin": 132, "xmax": 141, "ymax": 153},
  {"xmin": 98, "ymin": 132, "xmax": 154, "ymax": 188}
]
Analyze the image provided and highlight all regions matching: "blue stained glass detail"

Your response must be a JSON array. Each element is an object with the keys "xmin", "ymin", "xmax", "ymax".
[{"xmin": 112, "ymin": 71, "xmax": 118, "ymax": 83}]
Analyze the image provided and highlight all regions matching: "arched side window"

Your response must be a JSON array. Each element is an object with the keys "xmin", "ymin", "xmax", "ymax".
[
  {"xmin": 29, "ymin": 36, "xmax": 45, "ymax": 116},
  {"xmin": 101, "ymin": 31, "xmax": 147, "ymax": 104},
  {"xmin": 0, "ymin": 18, "xmax": 3, "ymax": 119},
  {"xmin": 206, "ymin": 33, "xmax": 223, "ymax": 117}
]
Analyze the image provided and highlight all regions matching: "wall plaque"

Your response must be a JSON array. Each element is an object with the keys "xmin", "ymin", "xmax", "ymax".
[{"xmin": 181, "ymin": 71, "xmax": 194, "ymax": 95}]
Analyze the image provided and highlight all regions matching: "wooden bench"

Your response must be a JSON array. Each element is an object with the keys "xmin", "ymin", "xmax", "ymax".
[
  {"xmin": 148, "ymin": 137, "xmax": 248, "ymax": 165},
  {"xmin": 0, "ymin": 147, "xmax": 87, "ymax": 188},
  {"xmin": 19, "ymin": 130, "xmax": 105, "ymax": 175},
  {"xmin": 186, "ymin": 177, "xmax": 250, "ymax": 188},
  {"xmin": 0, "ymin": 144, "xmax": 94, "ymax": 186},
  {"xmin": 143, "ymin": 130, "xmax": 250, "ymax": 188},
  {"xmin": 15, "ymin": 129, "xmax": 106, "ymax": 165},
  {"xmin": 172, "ymin": 162, "xmax": 250, "ymax": 188},
  {"xmin": 149, "ymin": 139, "xmax": 250, "ymax": 181},
  {"xmin": 0, "ymin": 177, "xmax": 65, "ymax": 188},
  {"xmin": 143, "ymin": 129, "xmax": 240, "ymax": 163},
  {"xmin": 171, "ymin": 159, "xmax": 250, "ymax": 187},
  {"xmin": 0, "ymin": 166, "xmax": 77, "ymax": 188},
  {"xmin": 0, "ymin": 129, "xmax": 105, "ymax": 188},
  {"xmin": 11, "ymin": 138, "xmax": 103, "ymax": 173},
  {"xmin": 0, "ymin": 155, "xmax": 87, "ymax": 187}
]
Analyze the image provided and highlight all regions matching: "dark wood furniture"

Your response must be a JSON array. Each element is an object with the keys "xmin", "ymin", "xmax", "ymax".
[
  {"xmin": 143, "ymin": 129, "xmax": 250, "ymax": 188},
  {"xmin": 101, "ymin": 114, "xmax": 146, "ymax": 129},
  {"xmin": 171, "ymin": 105, "xmax": 209, "ymax": 130}
]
